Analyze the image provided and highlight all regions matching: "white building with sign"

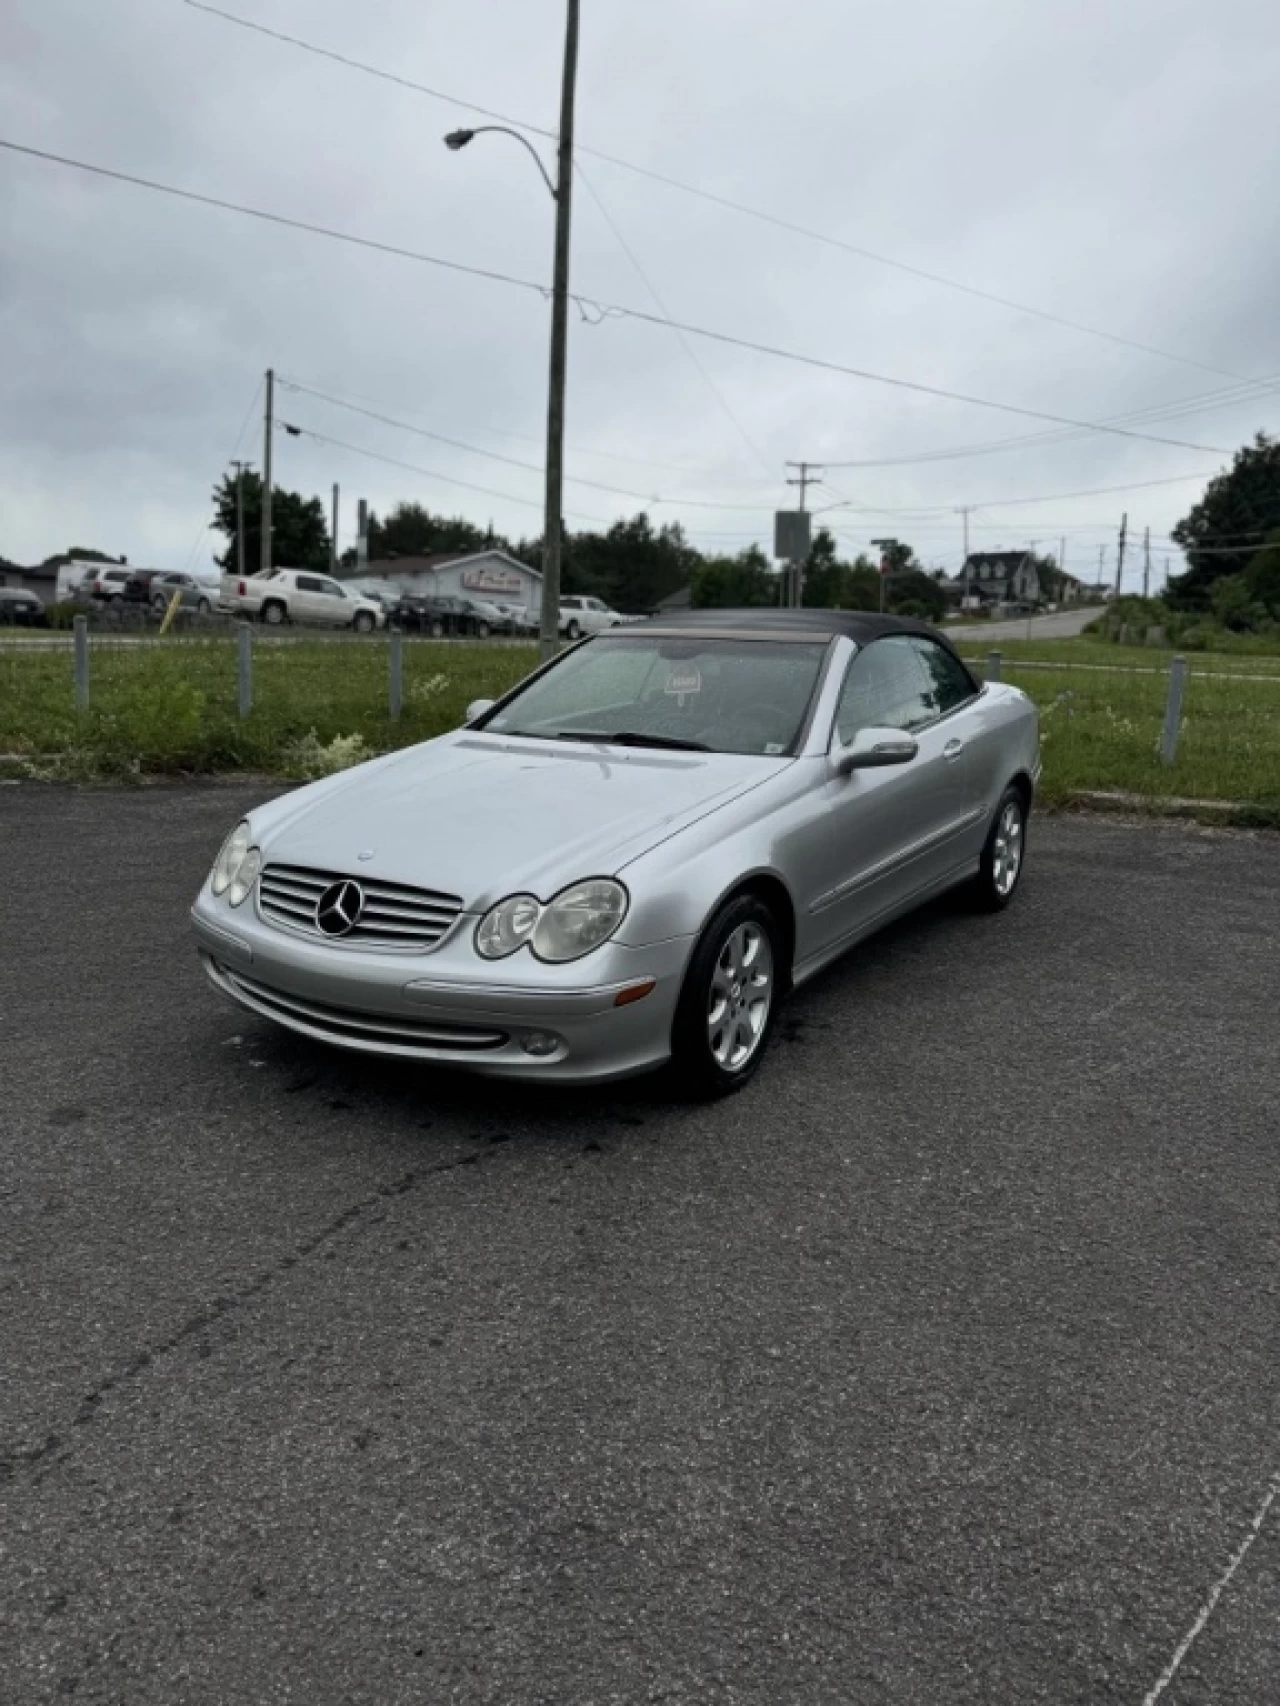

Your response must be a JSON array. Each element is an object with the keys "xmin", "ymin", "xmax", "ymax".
[{"xmin": 353, "ymin": 550, "xmax": 542, "ymax": 613}]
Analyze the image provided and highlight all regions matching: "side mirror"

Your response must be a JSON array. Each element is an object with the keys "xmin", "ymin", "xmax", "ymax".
[
  {"xmin": 465, "ymin": 698, "xmax": 495, "ymax": 724},
  {"xmin": 835, "ymin": 725, "xmax": 918, "ymax": 774}
]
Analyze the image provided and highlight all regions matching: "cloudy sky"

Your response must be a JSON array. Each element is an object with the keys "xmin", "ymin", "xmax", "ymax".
[{"xmin": 3, "ymin": 0, "xmax": 1279, "ymax": 586}]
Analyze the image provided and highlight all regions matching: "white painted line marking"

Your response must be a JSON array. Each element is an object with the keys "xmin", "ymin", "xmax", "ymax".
[{"xmin": 1142, "ymin": 1469, "xmax": 1280, "ymax": 1704}]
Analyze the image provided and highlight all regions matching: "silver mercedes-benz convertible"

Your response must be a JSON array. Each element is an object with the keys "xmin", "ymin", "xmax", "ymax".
[{"xmin": 193, "ymin": 610, "xmax": 1039, "ymax": 1095}]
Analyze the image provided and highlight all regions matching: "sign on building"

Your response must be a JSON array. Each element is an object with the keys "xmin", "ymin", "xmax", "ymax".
[{"xmin": 461, "ymin": 565, "xmax": 526, "ymax": 596}]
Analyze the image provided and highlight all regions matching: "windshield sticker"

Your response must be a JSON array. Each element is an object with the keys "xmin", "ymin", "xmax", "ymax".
[
  {"xmin": 764, "ymin": 742, "xmax": 786, "ymax": 755},
  {"xmin": 664, "ymin": 667, "xmax": 703, "ymax": 707}
]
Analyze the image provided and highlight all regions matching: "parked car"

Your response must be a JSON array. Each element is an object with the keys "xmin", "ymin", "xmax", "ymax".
[
  {"xmin": 147, "ymin": 572, "xmax": 215, "ymax": 614},
  {"xmin": 0, "ymin": 586, "xmax": 47, "ymax": 626},
  {"xmin": 219, "ymin": 568, "xmax": 385, "ymax": 631},
  {"xmin": 122, "ymin": 569, "xmax": 170, "ymax": 606},
  {"xmin": 397, "ymin": 595, "xmax": 494, "ymax": 638},
  {"xmin": 193, "ymin": 609, "xmax": 1039, "ymax": 1096},
  {"xmin": 559, "ymin": 595, "xmax": 625, "ymax": 640},
  {"xmin": 490, "ymin": 601, "xmax": 539, "ymax": 636},
  {"xmin": 86, "ymin": 567, "xmax": 133, "ymax": 605}
]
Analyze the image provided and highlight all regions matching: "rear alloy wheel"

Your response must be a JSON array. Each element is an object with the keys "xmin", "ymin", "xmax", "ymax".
[
  {"xmin": 476, "ymin": 621, "xmax": 491, "ymax": 639},
  {"xmin": 196, "ymin": 597, "xmax": 211, "ymax": 614},
  {"xmin": 565, "ymin": 620, "xmax": 582, "ymax": 641},
  {"xmin": 430, "ymin": 619, "xmax": 444, "ymax": 638},
  {"xmin": 151, "ymin": 594, "xmax": 167, "ymax": 613},
  {"xmin": 353, "ymin": 611, "xmax": 375, "ymax": 634},
  {"xmin": 262, "ymin": 601, "xmax": 286, "ymax": 625},
  {"xmin": 972, "ymin": 785, "xmax": 1028, "ymax": 911},
  {"xmin": 671, "ymin": 894, "xmax": 780, "ymax": 1098}
]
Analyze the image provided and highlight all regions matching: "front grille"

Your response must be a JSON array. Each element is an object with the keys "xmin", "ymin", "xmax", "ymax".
[
  {"xmin": 215, "ymin": 964, "xmax": 508, "ymax": 1053},
  {"xmin": 258, "ymin": 862, "xmax": 464, "ymax": 951}
]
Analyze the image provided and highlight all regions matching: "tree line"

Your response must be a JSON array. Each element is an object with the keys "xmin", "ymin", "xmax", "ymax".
[{"xmin": 195, "ymin": 435, "xmax": 1280, "ymax": 630}]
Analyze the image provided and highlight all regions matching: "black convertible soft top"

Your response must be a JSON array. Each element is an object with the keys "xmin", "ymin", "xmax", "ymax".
[{"xmin": 639, "ymin": 606, "xmax": 964, "ymax": 657}]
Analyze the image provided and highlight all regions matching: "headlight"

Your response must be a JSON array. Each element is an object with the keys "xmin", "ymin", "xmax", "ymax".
[
  {"xmin": 475, "ymin": 893, "xmax": 541, "ymax": 959},
  {"xmin": 227, "ymin": 845, "xmax": 262, "ymax": 907},
  {"xmin": 211, "ymin": 821, "xmax": 251, "ymax": 897},
  {"xmin": 532, "ymin": 879, "xmax": 628, "ymax": 963}
]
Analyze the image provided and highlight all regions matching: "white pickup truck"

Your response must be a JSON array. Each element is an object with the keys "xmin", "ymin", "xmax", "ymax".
[
  {"xmin": 219, "ymin": 568, "xmax": 385, "ymax": 631},
  {"xmin": 558, "ymin": 595, "xmax": 628, "ymax": 640}
]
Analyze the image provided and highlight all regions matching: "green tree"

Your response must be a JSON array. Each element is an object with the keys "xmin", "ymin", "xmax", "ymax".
[
  {"xmin": 1168, "ymin": 435, "xmax": 1280, "ymax": 608},
  {"xmin": 1245, "ymin": 527, "xmax": 1280, "ymax": 615},
  {"xmin": 213, "ymin": 470, "xmax": 331, "ymax": 576},
  {"xmin": 366, "ymin": 502, "xmax": 496, "ymax": 562},
  {"xmin": 563, "ymin": 512, "xmax": 699, "ymax": 612},
  {"xmin": 692, "ymin": 544, "xmax": 777, "ymax": 607},
  {"xmin": 799, "ymin": 530, "xmax": 880, "ymax": 609},
  {"xmin": 1209, "ymin": 573, "xmax": 1268, "ymax": 632}
]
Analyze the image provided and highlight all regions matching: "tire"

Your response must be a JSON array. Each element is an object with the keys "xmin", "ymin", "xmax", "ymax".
[
  {"xmin": 565, "ymin": 620, "xmax": 582, "ymax": 641},
  {"xmin": 669, "ymin": 893, "xmax": 782, "ymax": 1099},
  {"xmin": 429, "ymin": 619, "xmax": 444, "ymax": 638},
  {"xmin": 262, "ymin": 601, "xmax": 286, "ymax": 626},
  {"xmin": 971, "ymin": 784, "xmax": 1028, "ymax": 912},
  {"xmin": 151, "ymin": 594, "xmax": 167, "ymax": 613},
  {"xmin": 353, "ymin": 611, "xmax": 375, "ymax": 634},
  {"xmin": 476, "ymin": 621, "xmax": 491, "ymax": 639},
  {"xmin": 196, "ymin": 597, "xmax": 211, "ymax": 615}
]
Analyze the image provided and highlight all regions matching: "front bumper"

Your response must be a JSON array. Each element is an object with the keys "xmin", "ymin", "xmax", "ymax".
[{"xmin": 192, "ymin": 887, "xmax": 693, "ymax": 1085}]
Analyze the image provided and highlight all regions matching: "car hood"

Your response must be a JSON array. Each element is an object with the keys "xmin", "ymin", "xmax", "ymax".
[{"xmin": 257, "ymin": 734, "xmax": 781, "ymax": 907}]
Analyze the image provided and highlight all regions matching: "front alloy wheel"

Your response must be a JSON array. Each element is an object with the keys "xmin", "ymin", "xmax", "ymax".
[
  {"xmin": 973, "ymin": 785, "xmax": 1027, "ymax": 910},
  {"xmin": 671, "ymin": 894, "xmax": 781, "ymax": 1097}
]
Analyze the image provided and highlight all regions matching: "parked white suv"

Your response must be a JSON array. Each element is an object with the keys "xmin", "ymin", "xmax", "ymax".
[
  {"xmin": 219, "ymin": 569, "xmax": 385, "ymax": 631},
  {"xmin": 558, "ymin": 595, "xmax": 624, "ymax": 640}
]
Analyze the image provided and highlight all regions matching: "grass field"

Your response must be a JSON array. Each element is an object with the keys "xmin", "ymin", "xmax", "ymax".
[{"xmin": 2, "ymin": 632, "xmax": 1277, "ymax": 817}]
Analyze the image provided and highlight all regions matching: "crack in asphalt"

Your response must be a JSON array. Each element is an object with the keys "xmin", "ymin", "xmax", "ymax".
[{"xmin": 0, "ymin": 1147, "xmax": 491, "ymax": 1491}]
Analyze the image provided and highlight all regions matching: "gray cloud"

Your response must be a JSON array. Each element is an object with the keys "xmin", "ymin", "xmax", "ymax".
[{"xmin": 2, "ymin": 0, "xmax": 1278, "ymax": 583}]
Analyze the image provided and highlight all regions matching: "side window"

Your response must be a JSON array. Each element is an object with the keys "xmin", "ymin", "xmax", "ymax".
[
  {"xmin": 908, "ymin": 638, "xmax": 976, "ymax": 719},
  {"xmin": 319, "ymin": 580, "xmax": 345, "ymax": 598},
  {"xmin": 295, "ymin": 575, "xmax": 321, "ymax": 593},
  {"xmin": 835, "ymin": 638, "xmax": 932, "ymax": 743}
]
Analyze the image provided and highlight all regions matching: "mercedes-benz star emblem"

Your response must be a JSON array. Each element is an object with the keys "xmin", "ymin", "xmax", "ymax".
[{"xmin": 315, "ymin": 879, "xmax": 364, "ymax": 937}]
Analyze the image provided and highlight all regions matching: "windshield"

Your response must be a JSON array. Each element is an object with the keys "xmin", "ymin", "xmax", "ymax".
[{"xmin": 478, "ymin": 633, "xmax": 829, "ymax": 757}]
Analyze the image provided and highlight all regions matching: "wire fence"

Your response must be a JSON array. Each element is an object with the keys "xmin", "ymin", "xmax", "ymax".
[{"xmin": 3, "ymin": 623, "xmax": 1278, "ymax": 806}]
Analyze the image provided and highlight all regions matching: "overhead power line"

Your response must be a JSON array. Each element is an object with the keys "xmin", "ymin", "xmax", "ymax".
[
  {"xmin": 181, "ymin": 0, "xmax": 1248, "ymax": 384},
  {"xmin": 0, "ymin": 137, "xmax": 1233, "ymax": 456},
  {"xmin": 279, "ymin": 378, "xmax": 776, "ymax": 510},
  {"xmin": 280, "ymin": 421, "xmax": 613, "ymax": 524},
  {"xmin": 818, "ymin": 372, "xmax": 1280, "ymax": 471}
]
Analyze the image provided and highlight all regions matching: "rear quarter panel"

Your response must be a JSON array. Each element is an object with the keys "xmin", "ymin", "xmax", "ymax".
[{"xmin": 966, "ymin": 683, "xmax": 1040, "ymax": 819}]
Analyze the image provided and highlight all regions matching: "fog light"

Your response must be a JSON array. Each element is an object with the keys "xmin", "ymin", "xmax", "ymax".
[{"xmin": 520, "ymin": 1030, "xmax": 561, "ymax": 1057}]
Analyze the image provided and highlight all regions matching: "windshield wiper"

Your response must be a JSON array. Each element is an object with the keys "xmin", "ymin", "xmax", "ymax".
[{"xmin": 554, "ymin": 730, "xmax": 711, "ymax": 753}]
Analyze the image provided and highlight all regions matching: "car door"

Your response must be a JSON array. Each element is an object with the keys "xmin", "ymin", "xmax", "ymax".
[
  {"xmin": 905, "ymin": 635, "xmax": 990, "ymax": 861},
  {"xmin": 311, "ymin": 576, "xmax": 350, "ymax": 626},
  {"xmin": 804, "ymin": 636, "xmax": 972, "ymax": 953}
]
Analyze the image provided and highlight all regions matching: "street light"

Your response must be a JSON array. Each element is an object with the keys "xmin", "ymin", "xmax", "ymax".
[{"xmin": 443, "ymin": 1, "xmax": 580, "ymax": 664}]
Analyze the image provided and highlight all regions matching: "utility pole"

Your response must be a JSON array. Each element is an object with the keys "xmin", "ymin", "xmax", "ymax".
[
  {"xmin": 785, "ymin": 461, "xmax": 822, "ymax": 606},
  {"xmin": 871, "ymin": 537, "xmax": 897, "ymax": 615},
  {"xmin": 539, "ymin": 0, "xmax": 580, "ymax": 664},
  {"xmin": 1059, "ymin": 535, "xmax": 1067, "ymax": 601},
  {"xmin": 260, "ymin": 367, "xmax": 274, "ymax": 579},
  {"xmin": 229, "ymin": 461, "xmax": 251, "ymax": 582},
  {"xmin": 331, "ymin": 483, "xmax": 340, "ymax": 576},
  {"xmin": 957, "ymin": 506, "xmax": 974, "ymax": 607},
  {"xmin": 1143, "ymin": 525, "xmax": 1151, "ymax": 599},
  {"xmin": 1113, "ymin": 511, "xmax": 1127, "ymax": 599}
]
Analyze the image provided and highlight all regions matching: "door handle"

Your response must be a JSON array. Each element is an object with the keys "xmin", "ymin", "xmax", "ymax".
[{"xmin": 943, "ymin": 739, "xmax": 965, "ymax": 761}]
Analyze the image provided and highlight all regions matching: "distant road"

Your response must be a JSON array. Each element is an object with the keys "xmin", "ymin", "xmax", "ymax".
[{"xmin": 943, "ymin": 606, "xmax": 1100, "ymax": 642}]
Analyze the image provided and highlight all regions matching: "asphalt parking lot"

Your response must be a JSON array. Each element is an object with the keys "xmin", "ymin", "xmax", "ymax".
[{"xmin": 3, "ymin": 784, "xmax": 1279, "ymax": 1705}]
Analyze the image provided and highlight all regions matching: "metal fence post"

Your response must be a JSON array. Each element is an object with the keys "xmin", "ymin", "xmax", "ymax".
[
  {"xmin": 237, "ymin": 622, "xmax": 252, "ymax": 719},
  {"xmin": 389, "ymin": 628, "xmax": 403, "ymax": 722},
  {"xmin": 1160, "ymin": 654, "xmax": 1187, "ymax": 765},
  {"xmin": 987, "ymin": 649, "xmax": 1002, "ymax": 682},
  {"xmin": 73, "ymin": 615, "xmax": 89, "ymax": 710}
]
